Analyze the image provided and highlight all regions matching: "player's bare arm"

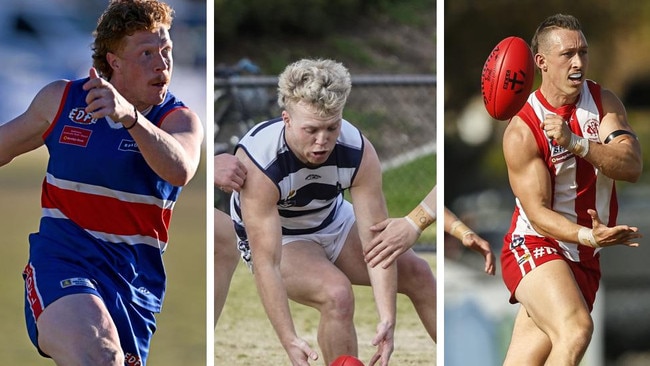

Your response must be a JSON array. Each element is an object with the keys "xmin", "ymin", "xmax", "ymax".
[
  {"xmin": 132, "ymin": 106, "xmax": 203, "ymax": 186},
  {"xmin": 83, "ymin": 68, "xmax": 203, "ymax": 186},
  {"xmin": 541, "ymin": 89, "xmax": 642, "ymax": 183},
  {"xmin": 506, "ymin": 117, "xmax": 640, "ymax": 248},
  {"xmin": 585, "ymin": 88, "xmax": 642, "ymax": 182},
  {"xmin": 443, "ymin": 205, "xmax": 495, "ymax": 275},
  {"xmin": 237, "ymin": 149, "xmax": 318, "ymax": 365},
  {"xmin": 349, "ymin": 137, "xmax": 396, "ymax": 366},
  {"xmin": 0, "ymin": 80, "xmax": 67, "ymax": 166}
]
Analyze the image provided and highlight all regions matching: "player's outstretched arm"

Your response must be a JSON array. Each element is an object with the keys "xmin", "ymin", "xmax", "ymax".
[
  {"xmin": 350, "ymin": 138, "xmax": 396, "ymax": 366},
  {"xmin": 237, "ymin": 149, "xmax": 318, "ymax": 366},
  {"xmin": 444, "ymin": 207, "xmax": 495, "ymax": 275}
]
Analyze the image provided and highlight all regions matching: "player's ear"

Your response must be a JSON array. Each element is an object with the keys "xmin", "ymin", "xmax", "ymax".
[
  {"xmin": 535, "ymin": 53, "xmax": 547, "ymax": 72},
  {"xmin": 107, "ymin": 52, "xmax": 121, "ymax": 73},
  {"xmin": 281, "ymin": 110, "xmax": 291, "ymax": 126}
]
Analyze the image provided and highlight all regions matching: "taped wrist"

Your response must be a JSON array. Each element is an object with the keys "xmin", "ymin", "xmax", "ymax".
[
  {"xmin": 567, "ymin": 133, "xmax": 589, "ymax": 158},
  {"xmin": 405, "ymin": 202, "xmax": 435, "ymax": 234},
  {"xmin": 449, "ymin": 220, "xmax": 474, "ymax": 240},
  {"xmin": 578, "ymin": 227, "xmax": 599, "ymax": 248}
]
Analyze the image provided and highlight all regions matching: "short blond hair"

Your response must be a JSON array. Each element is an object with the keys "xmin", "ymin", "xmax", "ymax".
[{"xmin": 277, "ymin": 59, "xmax": 352, "ymax": 117}]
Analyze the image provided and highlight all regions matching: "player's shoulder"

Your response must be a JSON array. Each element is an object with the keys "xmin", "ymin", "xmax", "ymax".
[{"xmin": 38, "ymin": 79, "xmax": 71, "ymax": 100}]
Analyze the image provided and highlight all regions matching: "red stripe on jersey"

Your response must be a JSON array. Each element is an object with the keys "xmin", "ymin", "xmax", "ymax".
[
  {"xmin": 43, "ymin": 81, "xmax": 72, "ymax": 140},
  {"xmin": 23, "ymin": 263, "xmax": 44, "ymax": 321},
  {"xmin": 41, "ymin": 182, "xmax": 171, "ymax": 242}
]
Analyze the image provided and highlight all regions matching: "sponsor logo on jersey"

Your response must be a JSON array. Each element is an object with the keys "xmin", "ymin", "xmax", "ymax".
[
  {"xmin": 516, "ymin": 252, "xmax": 531, "ymax": 265},
  {"xmin": 59, "ymin": 125, "xmax": 92, "ymax": 147},
  {"xmin": 68, "ymin": 107, "xmax": 97, "ymax": 125},
  {"xmin": 305, "ymin": 174, "xmax": 321, "ymax": 180},
  {"xmin": 124, "ymin": 352, "xmax": 143, "ymax": 366},
  {"xmin": 60, "ymin": 277, "xmax": 97, "ymax": 290},
  {"xmin": 119, "ymin": 139, "xmax": 140, "ymax": 153}
]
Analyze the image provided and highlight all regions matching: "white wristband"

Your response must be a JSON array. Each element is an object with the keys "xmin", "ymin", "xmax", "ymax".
[
  {"xmin": 578, "ymin": 227, "xmax": 599, "ymax": 248},
  {"xmin": 405, "ymin": 216, "xmax": 422, "ymax": 234},
  {"xmin": 568, "ymin": 133, "xmax": 589, "ymax": 158}
]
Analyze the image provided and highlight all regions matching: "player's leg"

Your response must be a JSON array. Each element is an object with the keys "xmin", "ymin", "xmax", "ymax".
[
  {"xmin": 394, "ymin": 250, "xmax": 437, "ymax": 341},
  {"xmin": 505, "ymin": 259, "xmax": 593, "ymax": 366},
  {"xmin": 37, "ymin": 293, "xmax": 124, "ymax": 366},
  {"xmin": 503, "ymin": 305, "xmax": 552, "ymax": 366},
  {"xmin": 334, "ymin": 223, "xmax": 437, "ymax": 341},
  {"xmin": 281, "ymin": 240, "xmax": 357, "ymax": 365},
  {"xmin": 214, "ymin": 208, "xmax": 239, "ymax": 325}
]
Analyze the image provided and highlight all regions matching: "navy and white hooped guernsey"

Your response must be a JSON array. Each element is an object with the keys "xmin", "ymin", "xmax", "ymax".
[{"xmin": 231, "ymin": 118, "xmax": 364, "ymax": 241}]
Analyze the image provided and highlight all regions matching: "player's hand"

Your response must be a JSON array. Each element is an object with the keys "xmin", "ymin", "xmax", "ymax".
[
  {"xmin": 369, "ymin": 321, "xmax": 394, "ymax": 366},
  {"xmin": 83, "ymin": 68, "xmax": 134, "ymax": 127},
  {"xmin": 541, "ymin": 114, "xmax": 572, "ymax": 147},
  {"xmin": 588, "ymin": 208, "xmax": 642, "ymax": 247},
  {"xmin": 286, "ymin": 337, "xmax": 318, "ymax": 366},
  {"xmin": 461, "ymin": 232, "xmax": 496, "ymax": 275},
  {"xmin": 366, "ymin": 218, "xmax": 419, "ymax": 268},
  {"xmin": 214, "ymin": 153, "xmax": 247, "ymax": 193}
]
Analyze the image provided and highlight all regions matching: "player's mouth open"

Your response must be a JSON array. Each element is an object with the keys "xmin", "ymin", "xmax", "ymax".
[{"xmin": 569, "ymin": 72, "xmax": 582, "ymax": 82}]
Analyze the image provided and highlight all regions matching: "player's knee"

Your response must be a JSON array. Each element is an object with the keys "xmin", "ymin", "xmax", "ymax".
[
  {"xmin": 321, "ymin": 282, "xmax": 355, "ymax": 320},
  {"xmin": 398, "ymin": 256, "xmax": 435, "ymax": 294},
  {"xmin": 561, "ymin": 312, "xmax": 593, "ymax": 350},
  {"xmin": 85, "ymin": 338, "xmax": 124, "ymax": 366}
]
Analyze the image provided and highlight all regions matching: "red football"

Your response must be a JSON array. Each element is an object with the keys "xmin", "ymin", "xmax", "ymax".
[
  {"xmin": 481, "ymin": 36, "xmax": 535, "ymax": 120},
  {"xmin": 330, "ymin": 355, "xmax": 365, "ymax": 366}
]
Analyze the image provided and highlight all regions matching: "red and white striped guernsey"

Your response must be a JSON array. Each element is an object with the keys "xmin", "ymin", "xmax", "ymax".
[{"xmin": 506, "ymin": 80, "xmax": 617, "ymax": 263}]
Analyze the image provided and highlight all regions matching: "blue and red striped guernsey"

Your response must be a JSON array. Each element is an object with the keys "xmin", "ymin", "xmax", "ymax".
[{"xmin": 36, "ymin": 77, "xmax": 188, "ymax": 312}]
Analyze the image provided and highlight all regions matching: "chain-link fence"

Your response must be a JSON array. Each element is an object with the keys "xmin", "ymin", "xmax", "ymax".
[{"xmin": 214, "ymin": 74, "xmax": 436, "ymax": 160}]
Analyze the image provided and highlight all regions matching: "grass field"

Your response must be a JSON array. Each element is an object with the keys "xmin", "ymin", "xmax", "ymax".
[
  {"xmin": 215, "ymin": 153, "xmax": 437, "ymax": 365},
  {"xmin": 0, "ymin": 148, "xmax": 207, "ymax": 365},
  {"xmin": 215, "ymin": 253, "xmax": 437, "ymax": 366}
]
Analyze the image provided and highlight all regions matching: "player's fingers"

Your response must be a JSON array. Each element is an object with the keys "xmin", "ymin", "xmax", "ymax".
[
  {"xmin": 368, "ymin": 352, "xmax": 381, "ymax": 366},
  {"xmin": 381, "ymin": 250, "xmax": 402, "ymax": 269},
  {"xmin": 366, "ymin": 247, "xmax": 389, "ymax": 268},
  {"xmin": 297, "ymin": 341, "xmax": 318, "ymax": 361},
  {"xmin": 89, "ymin": 67, "xmax": 100, "ymax": 80},
  {"xmin": 369, "ymin": 219, "xmax": 390, "ymax": 232}
]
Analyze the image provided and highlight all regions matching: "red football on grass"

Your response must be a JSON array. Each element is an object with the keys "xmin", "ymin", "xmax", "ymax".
[
  {"xmin": 481, "ymin": 36, "xmax": 535, "ymax": 120},
  {"xmin": 330, "ymin": 355, "xmax": 365, "ymax": 366}
]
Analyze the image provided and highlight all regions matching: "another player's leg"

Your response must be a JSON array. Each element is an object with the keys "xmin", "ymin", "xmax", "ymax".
[
  {"xmin": 506, "ymin": 259, "xmax": 593, "ymax": 366},
  {"xmin": 394, "ymin": 250, "xmax": 437, "ymax": 341},
  {"xmin": 281, "ymin": 240, "xmax": 357, "ymax": 365},
  {"xmin": 214, "ymin": 208, "xmax": 239, "ymax": 325},
  {"xmin": 335, "ymin": 229, "xmax": 436, "ymax": 342},
  {"xmin": 37, "ymin": 293, "xmax": 124, "ymax": 365}
]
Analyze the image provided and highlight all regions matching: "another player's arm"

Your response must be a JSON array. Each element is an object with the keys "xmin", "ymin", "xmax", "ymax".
[
  {"xmin": 236, "ymin": 149, "xmax": 316, "ymax": 364},
  {"xmin": 0, "ymin": 80, "xmax": 66, "ymax": 166},
  {"xmin": 505, "ymin": 117, "xmax": 640, "ymax": 248},
  {"xmin": 349, "ymin": 138, "xmax": 397, "ymax": 360}
]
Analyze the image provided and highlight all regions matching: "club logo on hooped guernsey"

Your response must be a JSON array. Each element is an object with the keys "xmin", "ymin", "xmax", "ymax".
[{"xmin": 68, "ymin": 107, "xmax": 97, "ymax": 125}]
